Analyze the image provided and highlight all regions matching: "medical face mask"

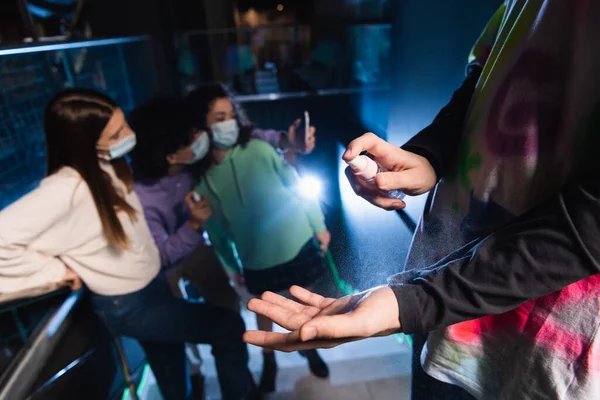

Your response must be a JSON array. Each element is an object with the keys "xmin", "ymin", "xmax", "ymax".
[
  {"xmin": 187, "ymin": 132, "xmax": 210, "ymax": 164},
  {"xmin": 211, "ymin": 119, "xmax": 239, "ymax": 148},
  {"xmin": 98, "ymin": 134, "xmax": 137, "ymax": 160}
]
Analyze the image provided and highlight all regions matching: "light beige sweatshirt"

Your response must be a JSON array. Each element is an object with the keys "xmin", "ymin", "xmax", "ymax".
[{"xmin": 0, "ymin": 163, "xmax": 160, "ymax": 296}]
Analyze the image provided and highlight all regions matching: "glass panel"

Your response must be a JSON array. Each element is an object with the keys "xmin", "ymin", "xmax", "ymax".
[
  {"xmin": 0, "ymin": 38, "xmax": 156, "ymax": 209},
  {"xmin": 177, "ymin": 24, "xmax": 392, "ymax": 96}
]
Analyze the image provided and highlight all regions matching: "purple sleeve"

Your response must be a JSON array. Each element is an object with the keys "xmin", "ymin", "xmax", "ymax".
[
  {"xmin": 144, "ymin": 206, "xmax": 205, "ymax": 269},
  {"xmin": 250, "ymin": 128, "xmax": 285, "ymax": 149}
]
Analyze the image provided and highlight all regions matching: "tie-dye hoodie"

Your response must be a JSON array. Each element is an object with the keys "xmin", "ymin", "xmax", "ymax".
[{"xmin": 391, "ymin": 1, "xmax": 600, "ymax": 398}]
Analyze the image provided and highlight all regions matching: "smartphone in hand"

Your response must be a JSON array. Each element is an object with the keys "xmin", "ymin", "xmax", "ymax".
[{"xmin": 304, "ymin": 111, "xmax": 310, "ymax": 144}]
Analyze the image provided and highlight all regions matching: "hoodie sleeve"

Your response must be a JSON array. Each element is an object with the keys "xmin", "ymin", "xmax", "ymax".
[
  {"xmin": 390, "ymin": 171, "xmax": 600, "ymax": 334},
  {"xmin": 250, "ymin": 128, "xmax": 287, "ymax": 151},
  {"xmin": 0, "ymin": 173, "xmax": 82, "ymax": 292},
  {"xmin": 142, "ymin": 205, "xmax": 205, "ymax": 270}
]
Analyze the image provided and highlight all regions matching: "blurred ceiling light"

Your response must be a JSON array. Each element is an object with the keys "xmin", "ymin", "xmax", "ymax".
[
  {"xmin": 277, "ymin": 4, "xmax": 284, "ymax": 11},
  {"xmin": 298, "ymin": 176, "xmax": 322, "ymax": 200}
]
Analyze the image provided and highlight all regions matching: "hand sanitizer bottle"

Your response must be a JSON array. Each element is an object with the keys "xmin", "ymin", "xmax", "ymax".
[{"xmin": 346, "ymin": 155, "xmax": 405, "ymax": 200}]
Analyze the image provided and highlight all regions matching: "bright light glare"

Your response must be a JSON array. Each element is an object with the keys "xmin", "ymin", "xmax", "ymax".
[{"xmin": 298, "ymin": 176, "xmax": 322, "ymax": 199}]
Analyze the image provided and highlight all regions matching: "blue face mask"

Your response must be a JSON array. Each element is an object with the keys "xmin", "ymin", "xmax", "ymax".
[
  {"xmin": 186, "ymin": 131, "xmax": 210, "ymax": 164},
  {"xmin": 211, "ymin": 119, "xmax": 239, "ymax": 148},
  {"xmin": 98, "ymin": 134, "xmax": 137, "ymax": 160}
]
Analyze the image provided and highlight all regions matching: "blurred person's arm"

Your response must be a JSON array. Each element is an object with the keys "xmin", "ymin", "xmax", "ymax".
[
  {"xmin": 390, "ymin": 171, "xmax": 600, "ymax": 333},
  {"xmin": 252, "ymin": 121, "xmax": 316, "ymax": 155},
  {"xmin": 402, "ymin": 4, "xmax": 505, "ymax": 178},
  {"xmin": 0, "ymin": 174, "xmax": 83, "ymax": 292},
  {"xmin": 250, "ymin": 128, "xmax": 286, "ymax": 150},
  {"xmin": 143, "ymin": 204, "xmax": 205, "ymax": 270}
]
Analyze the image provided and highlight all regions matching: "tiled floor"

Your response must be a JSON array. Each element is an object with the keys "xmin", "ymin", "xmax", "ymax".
[{"xmin": 141, "ymin": 302, "xmax": 413, "ymax": 400}]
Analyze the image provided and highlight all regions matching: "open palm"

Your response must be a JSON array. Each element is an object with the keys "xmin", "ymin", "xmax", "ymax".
[{"xmin": 243, "ymin": 285, "xmax": 401, "ymax": 352}]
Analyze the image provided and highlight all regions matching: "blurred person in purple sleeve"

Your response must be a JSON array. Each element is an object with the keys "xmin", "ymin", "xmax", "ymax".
[{"xmin": 128, "ymin": 95, "xmax": 315, "ymax": 399}]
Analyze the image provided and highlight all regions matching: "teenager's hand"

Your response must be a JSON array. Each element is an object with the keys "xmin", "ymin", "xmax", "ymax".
[
  {"xmin": 63, "ymin": 267, "xmax": 83, "ymax": 291},
  {"xmin": 288, "ymin": 118, "xmax": 316, "ymax": 154},
  {"xmin": 314, "ymin": 230, "xmax": 331, "ymax": 254},
  {"xmin": 244, "ymin": 286, "xmax": 401, "ymax": 352},
  {"xmin": 185, "ymin": 192, "xmax": 212, "ymax": 230},
  {"xmin": 343, "ymin": 133, "xmax": 437, "ymax": 210}
]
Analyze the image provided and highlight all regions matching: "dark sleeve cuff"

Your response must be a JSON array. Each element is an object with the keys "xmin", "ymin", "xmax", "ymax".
[
  {"xmin": 389, "ymin": 284, "xmax": 425, "ymax": 334},
  {"xmin": 387, "ymin": 269, "xmax": 428, "ymax": 334}
]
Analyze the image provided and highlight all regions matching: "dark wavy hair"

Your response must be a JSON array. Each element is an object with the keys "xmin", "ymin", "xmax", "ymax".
[
  {"xmin": 128, "ymin": 97, "xmax": 194, "ymax": 179},
  {"xmin": 184, "ymin": 83, "xmax": 253, "ymax": 177},
  {"xmin": 44, "ymin": 88, "xmax": 136, "ymax": 249}
]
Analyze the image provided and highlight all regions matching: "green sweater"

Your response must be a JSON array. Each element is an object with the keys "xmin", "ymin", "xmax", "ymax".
[{"xmin": 195, "ymin": 139, "xmax": 326, "ymax": 272}]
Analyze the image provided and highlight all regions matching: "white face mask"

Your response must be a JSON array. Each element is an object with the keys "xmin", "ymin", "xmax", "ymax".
[
  {"xmin": 187, "ymin": 131, "xmax": 210, "ymax": 164},
  {"xmin": 98, "ymin": 134, "xmax": 137, "ymax": 160},
  {"xmin": 211, "ymin": 119, "xmax": 239, "ymax": 148}
]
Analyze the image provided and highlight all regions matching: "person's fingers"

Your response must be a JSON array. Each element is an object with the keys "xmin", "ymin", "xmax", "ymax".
[
  {"xmin": 289, "ymin": 286, "xmax": 336, "ymax": 309},
  {"xmin": 261, "ymin": 291, "xmax": 321, "ymax": 316},
  {"xmin": 363, "ymin": 194, "xmax": 406, "ymax": 211},
  {"xmin": 374, "ymin": 171, "xmax": 408, "ymax": 191},
  {"xmin": 299, "ymin": 313, "xmax": 363, "ymax": 341},
  {"xmin": 308, "ymin": 126, "xmax": 316, "ymax": 137},
  {"xmin": 289, "ymin": 119, "xmax": 301, "ymax": 134},
  {"xmin": 343, "ymin": 132, "xmax": 392, "ymax": 162},
  {"xmin": 314, "ymin": 293, "xmax": 365, "ymax": 319},
  {"xmin": 243, "ymin": 330, "xmax": 299, "ymax": 350},
  {"xmin": 72, "ymin": 278, "xmax": 83, "ymax": 291},
  {"xmin": 321, "ymin": 237, "xmax": 330, "ymax": 253},
  {"xmin": 243, "ymin": 330, "xmax": 355, "ymax": 352},
  {"xmin": 344, "ymin": 168, "xmax": 378, "ymax": 196},
  {"xmin": 67, "ymin": 276, "xmax": 83, "ymax": 291},
  {"xmin": 196, "ymin": 198, "xmax": 211, "ymax": 209},
  {"xmin": 247, "ymin": 298, "xmax": 313, "ymax": 330},
  {"xmin": 344, "ymin": 168, "xmax": 406, "ymax": 210},
  {"xmin": 184, "ymin": 192, "xmax": 196, "ymax": 207},
  {"xmin": 373, "ymin": 169, "xmax": 430, "ymax": 194},
  {"xmin": 285, "ymin": 337, "xmax": 355, "ymax": 351}
]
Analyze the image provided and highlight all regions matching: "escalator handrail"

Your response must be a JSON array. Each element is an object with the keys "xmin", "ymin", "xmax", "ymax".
[
  {"xmin": 0, "ymin": 289, "xmax": 84, "ymax": 400},
  {"xmin": 0, "ymin": 285, "xmax": 70, "ymax": 315}
]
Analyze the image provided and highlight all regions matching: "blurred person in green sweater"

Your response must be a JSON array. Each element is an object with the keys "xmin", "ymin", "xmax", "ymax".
[{"xmin": 187, "ymin": 84, "xmax": 331, "ymax": 394}]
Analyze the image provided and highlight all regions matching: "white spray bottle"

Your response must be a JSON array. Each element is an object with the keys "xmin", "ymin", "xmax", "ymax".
[{"xmin": 346, "ymin": 155, "xmax": 405, "ymax": 200}]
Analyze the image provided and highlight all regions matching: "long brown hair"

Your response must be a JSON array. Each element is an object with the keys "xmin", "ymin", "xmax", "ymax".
[{"xmin": 44, "ymin": 88, "xmax": 136, "ymax": 249}]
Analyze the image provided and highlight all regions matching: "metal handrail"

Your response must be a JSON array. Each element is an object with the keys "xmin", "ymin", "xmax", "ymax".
[
  {"xmin": 0, "ymin": 286, "xmax": 69, "ymax": 315},
  {"xmin": 236, "ymin": 85, "xmax": 390, "ymax": 103},
  {"xmin": 0, "ymin": 36, "xmax": 149, "ymax": 57},
  {"xmin": 0, "ymin": 289, "xmax": 84, "ymax": 400}
]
